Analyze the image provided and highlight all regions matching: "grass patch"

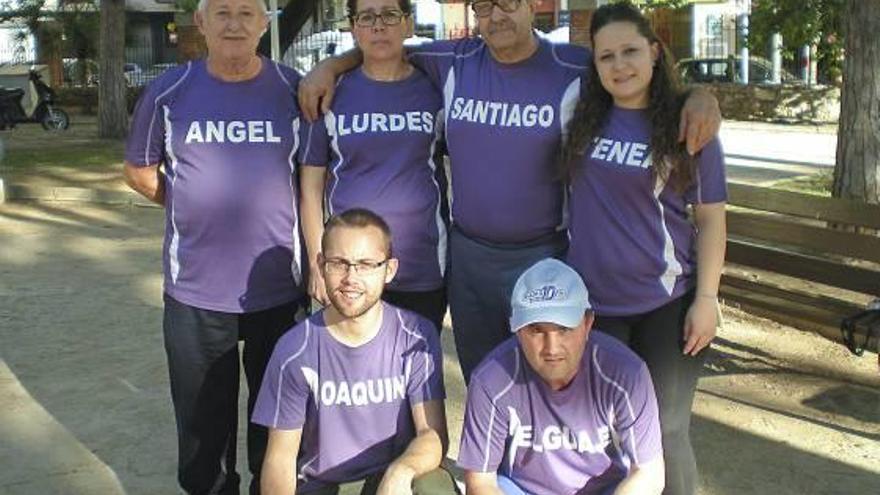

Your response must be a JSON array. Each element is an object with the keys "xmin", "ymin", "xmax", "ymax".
[
  {"xmin": 768, "ymin": 169, "xmax": 833, "ymax": 197},
  {"xmin": 1, "ymin": 142, "xmax": 124, "ymax": 171}
]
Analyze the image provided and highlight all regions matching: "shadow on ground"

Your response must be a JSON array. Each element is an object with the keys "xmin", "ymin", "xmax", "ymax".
[{"xmin": 1, "ymin": 200, "xmax": 878, "ymax": 495}]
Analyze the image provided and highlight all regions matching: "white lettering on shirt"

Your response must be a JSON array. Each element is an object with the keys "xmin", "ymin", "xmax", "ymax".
[
  {"xmin": 448, "ymin": 97, "xmax": 555, "ymax": 129},
  {"xmin": 184, "ymin": 120, "xmax": 282, "ymax": 144},
  {"xmin": 335, "ymin": 112, "xmax": 434, "ymax": 136},
  {"xmin": 590, "ymin": 137, "xmax": 653, "ymax": 168},
  {"xmin": 301, "ymin": 367, "xmax": 407, "ymax": 407},
  {"xmin": 508, "ymin": 407, "xmax": 612, "ymax": 456}
]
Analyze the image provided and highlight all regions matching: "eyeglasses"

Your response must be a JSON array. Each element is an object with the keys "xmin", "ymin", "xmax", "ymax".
[
  {"xmin": 470, "ymin": 0, "xmax": 522, "ymax": 18},
  {"xmin": 352, "ymin": 9, "xmax": 408, "ymax": 28},
  {"xmin": 322, "ymin": 258, "xmax": 389, "ymax": 275}
]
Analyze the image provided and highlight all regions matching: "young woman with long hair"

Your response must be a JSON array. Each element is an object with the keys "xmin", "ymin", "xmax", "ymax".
[{"xmin": 561, "ymin": 3, "xmax": 727, "ymax": 494}]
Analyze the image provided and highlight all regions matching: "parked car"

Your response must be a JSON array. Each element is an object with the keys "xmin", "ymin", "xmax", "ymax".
[{"xmin": 676, "ymin": 56, "xmax": 797, "ymax": 84}]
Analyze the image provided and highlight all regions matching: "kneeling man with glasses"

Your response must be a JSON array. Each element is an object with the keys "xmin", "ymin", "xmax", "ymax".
[{"xmin": 253, "ymin": 208, "xmax": 458, "ymax": 494}]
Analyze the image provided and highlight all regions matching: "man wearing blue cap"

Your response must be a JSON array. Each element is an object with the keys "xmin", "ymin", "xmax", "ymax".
[{"xmin": 457, "ymin": 258, "xmax": 665, "ymax": 495}]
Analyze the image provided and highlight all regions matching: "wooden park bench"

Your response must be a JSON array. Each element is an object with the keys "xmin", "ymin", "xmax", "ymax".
[{"xmin": 721, "ymin": 183, "xmax": 880, "ymax": 355}]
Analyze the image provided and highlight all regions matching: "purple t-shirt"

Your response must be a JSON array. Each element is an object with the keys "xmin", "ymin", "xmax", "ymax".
[
  {"xmin": 125, "ymin": 58, "xmax": 305, "ymax": 313},
  {"xmin": 251, "ymin": 302, "xmax": 445, "ymax": 492},
  {"xmin": 298, "ymin": 68, "xmax": 445, "ymax": 291},
  {"xmin": 458, "ymin": 331, "xmax": 661, "ymax": 495},
  {"xmin": 566, "ymin": 107, "xmax": 727, "ymax": 316},
  {"xmin": 409, "ymin": 37, "xmax": 588, "ymax": 244}
]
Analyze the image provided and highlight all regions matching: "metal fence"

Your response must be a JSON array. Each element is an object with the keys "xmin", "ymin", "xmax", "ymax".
[
  {"xmin": 0, "ymin": 44, "xmax": 35, "ymax": 66},
  {"xmin": 697, "ymin": 14, "xmax": 739, "ymax": 59}
]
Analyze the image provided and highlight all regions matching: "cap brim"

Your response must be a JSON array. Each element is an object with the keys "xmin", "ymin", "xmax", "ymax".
[{"xmin": 510, "ymin": 306, "xmax": 585, "ymax": 333}]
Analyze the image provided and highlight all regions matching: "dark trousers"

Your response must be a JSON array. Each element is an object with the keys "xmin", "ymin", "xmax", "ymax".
[
  {"xmin": 382, "ymin": 287, "xmax": 448, "ymax": 335},
  {"xmin": 594, "ymin": 291, "xmax": 705, "ymax": 495},
  {"xmin": 163, "ymin": 294, "xmax": 306, "ymax": 495},
  {"xmin": 446, "ymin": 228, "xmax": 567, "ymax": 382}
]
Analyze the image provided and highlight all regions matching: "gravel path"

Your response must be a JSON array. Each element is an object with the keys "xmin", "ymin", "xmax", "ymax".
[{"xmin": 1, "ymin": 200, "xmax": 877, "ymax": 495}]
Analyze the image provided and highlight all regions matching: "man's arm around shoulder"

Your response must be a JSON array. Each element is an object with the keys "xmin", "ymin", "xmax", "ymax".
[
  {"xmin": 261, "ymin": 427, "xmax": 303, "ymax": 495},
  {"xmin": 376, "ymin": 399, "xmax": 448, "ymax": 495}
]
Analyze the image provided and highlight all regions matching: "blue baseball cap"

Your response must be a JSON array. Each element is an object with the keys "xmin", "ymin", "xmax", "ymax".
[{"xmin": 510, "ymin": 258, "xmax": 591, "ymax": 333}]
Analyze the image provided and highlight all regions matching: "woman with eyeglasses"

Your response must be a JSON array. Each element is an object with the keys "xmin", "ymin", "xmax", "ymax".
[
  {"xmin": 299, "ymin": 0, "xmax": 448, "ymax": 333},
  {"xmin": 561, "ymin": 3, "xmax": 727, "ymax": 494}
]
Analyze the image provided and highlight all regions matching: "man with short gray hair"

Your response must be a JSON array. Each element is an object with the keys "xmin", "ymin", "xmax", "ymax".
[{"xmin": 124, "ymin": 0, "xmax": 307, "ymax": 493}]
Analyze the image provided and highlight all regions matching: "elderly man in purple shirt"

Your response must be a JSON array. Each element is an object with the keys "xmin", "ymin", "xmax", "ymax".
[
  {"xmin": 458, "ymin": 258, "xmax": 664, "ymax": 495},
  {"xmin": 123, "ymin": 0, "xmax": 307, "ymax": 493}
]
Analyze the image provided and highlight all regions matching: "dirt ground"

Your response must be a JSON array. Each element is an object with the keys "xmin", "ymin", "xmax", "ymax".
[{"xmin": 1, "ymin": 200, "xmax": 878, "ymax": 495}]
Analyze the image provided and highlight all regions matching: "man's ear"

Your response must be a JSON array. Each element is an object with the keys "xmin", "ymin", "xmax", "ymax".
[
  {"xmin": 405, "ymin": 15, "xmax": 414, "ymax": 39},
  {"xmin": 384, "ymin": 257, "xmax": 399, "ymax": 284},
  {"xmin": 583, "ymin": 311, "xmax": 595, "ymax": 332},
  {"xmin": 194, "ymin": 10, "xmax": 206, "ymax": 36},
  {"xmin": 528, "ymin": 0, "xmax": 539, "ymax": 16}
]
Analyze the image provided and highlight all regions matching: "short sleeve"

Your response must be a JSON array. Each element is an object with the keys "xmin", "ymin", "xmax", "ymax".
[
  {"xmin": 456, "ymin": 376, "xmax": 509, "ymax": 473},
  {"xmin": 297, "ymin": 115, "xmax": 330, "ymax": 166},
  {"xmin": 408, "ymin": 38, "xmax": 481, "ymax": 89},
  {"xmin": 125, "ymin": 76, "xmax": 173, "ymax": 167},
  {"xmin": 405, "ymin": 316, "xmax": 446, "ymax": 405},
  {"xmin": 251, "ymin": 333, "xmax": 311, "ymax": 430},
  {"xmin": 612, "ymin": 362, "xmax": 663, "ymax": 467},
  {"xmin": 684, "ymin": 136, "xmax": 727, "ymax": 205}
]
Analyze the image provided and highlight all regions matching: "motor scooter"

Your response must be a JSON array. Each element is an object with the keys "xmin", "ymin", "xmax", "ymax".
[{"xmin": 0, "ymin": 65, "xmax": 69, "ymax": 131}]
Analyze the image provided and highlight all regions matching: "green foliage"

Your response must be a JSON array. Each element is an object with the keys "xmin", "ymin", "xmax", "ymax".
[
  {"xmin": 748, "ymin": 0, "xmax": 844, "ymax": 83},
  {"xmin": 0, "ymin": 1, "xmax": 99, "ymax": 84},
  {"xmin": 0, "ymin": 0, "xmax": 45, "ymax": 33},
  {"xmin": 769, "ymin": 169, "xmax": 833, "ymax": 197},
  {"xmin": 642, "ymin": 0, "xmax": 692, "ymax": 9},
  {"xmin": 177, "ymin": 0, "xmax": 200, "ymax": 13},
  {"xmin": 602, "ymin": 0, "xmax": 691, "ymax": 10}
]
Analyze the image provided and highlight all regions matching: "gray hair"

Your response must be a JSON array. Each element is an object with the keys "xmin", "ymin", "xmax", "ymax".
[{"xmin": 198, "ymin": 0, "xmax": 268, "ymax": 12}]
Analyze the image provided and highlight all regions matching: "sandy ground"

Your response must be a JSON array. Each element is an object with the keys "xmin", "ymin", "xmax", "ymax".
[{"xmin": 0, "ymin": 200, "xmax": 878, "ymax": 495}]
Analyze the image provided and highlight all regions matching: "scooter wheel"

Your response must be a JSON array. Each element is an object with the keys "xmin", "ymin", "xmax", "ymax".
[{"xmin": 41, "ymin": 108, "xmax": 70, "ymax": 131}]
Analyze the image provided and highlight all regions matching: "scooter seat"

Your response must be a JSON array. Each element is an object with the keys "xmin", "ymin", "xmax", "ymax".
[{"xmin": 0, "ymin": 87, "xmax": 25, "ymax": 100}]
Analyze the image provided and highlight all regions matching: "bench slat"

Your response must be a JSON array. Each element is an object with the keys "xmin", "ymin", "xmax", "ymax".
[
  {"xmin": 720, "ymin": 282, "xmax": 878, "ymax": 351},
  {"xmin": 727, "ymin": 210, "xmax": 880, "ymax": 263},
  {"xmin": 727, "ymin": 183, "xmax": 880, "ymax": 229},
  {"xmin": 726, "ymin": 240, "xmax": 880, "ymax": 297},
  {"xmin": 722, "ymin": 271, "xmax": 862, "ymax": 315}
]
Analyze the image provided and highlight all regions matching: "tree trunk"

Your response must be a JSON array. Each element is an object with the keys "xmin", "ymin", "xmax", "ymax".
[
  {"xmin": 257, "ymin": 0, "xmax": 318, "ymax": 58},
  {"xmin": 98, "ymin": 0, "xmax": 128, "ymax": 139},
  {"xmin": 832, "ymin": 0, "xmax": 880, "ymax": 204}
]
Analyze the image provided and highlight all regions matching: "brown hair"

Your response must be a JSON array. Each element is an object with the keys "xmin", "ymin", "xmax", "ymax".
[
  {"xmin": 559, "ymin": 1, "xmax": 695, "ymax": 192},
  {"xmin": 322, "ymin": 208, "xmax": 393, "ymax": 257}
]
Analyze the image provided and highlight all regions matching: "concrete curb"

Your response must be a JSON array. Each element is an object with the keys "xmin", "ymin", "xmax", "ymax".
[{"xmin": 0, "ymin": 181, "xmax": 159, "ymax": 208}]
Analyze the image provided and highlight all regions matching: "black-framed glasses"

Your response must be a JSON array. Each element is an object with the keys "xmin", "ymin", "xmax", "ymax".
[
  {"xmin": 351, "ymin": 9, "xmax": 408, "ymax": 28},
  {"xmin": 323, "ymin": 258, "xmax": 389, "ymax": 275},
  {"xmin": 470, "ymin": 0, "xmax": 522, "ymax": 18}
]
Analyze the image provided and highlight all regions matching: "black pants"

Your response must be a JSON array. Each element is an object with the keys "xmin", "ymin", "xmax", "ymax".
[
  {"xmin": 594, "ymin": 291, "xmax": 705, "ymax": 495},
  {"xmin": 382, "ymin": 287, "xmax": 447, "ymax": 335},
  {"xmin": 163, "ymin": 294, "xmax": 306, "ymax": 495}
]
